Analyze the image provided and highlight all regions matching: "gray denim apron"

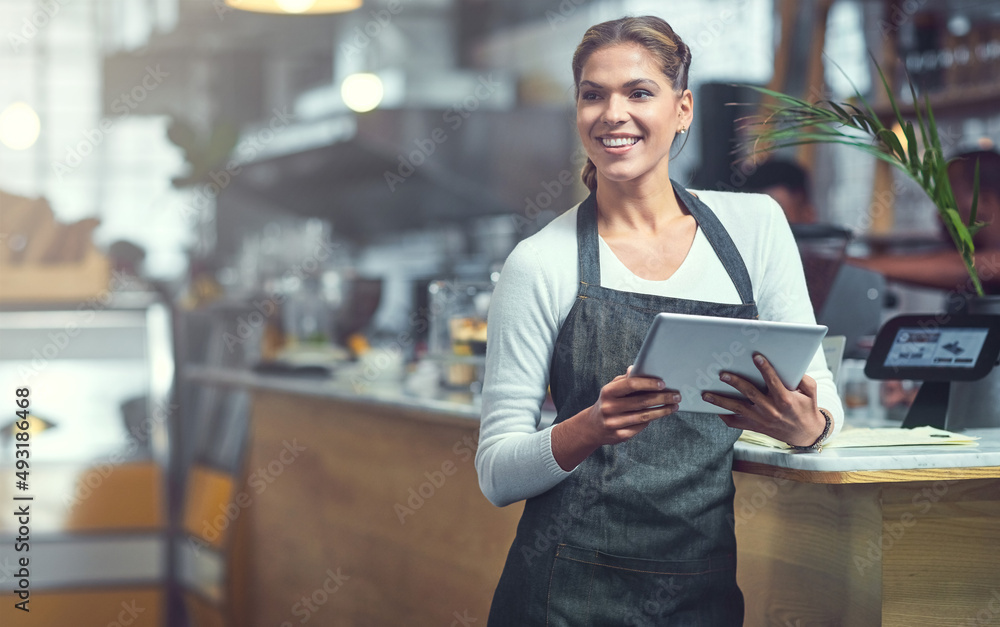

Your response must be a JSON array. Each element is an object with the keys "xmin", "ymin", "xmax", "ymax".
[{"xmin": 488, "ymin": 181, "xmax": 758, "ymax": 626}]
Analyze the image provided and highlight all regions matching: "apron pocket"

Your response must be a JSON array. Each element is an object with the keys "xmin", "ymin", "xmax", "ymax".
[{"xmin": 545, "ymin": 544, "xmax": 742, "ymax": 627}]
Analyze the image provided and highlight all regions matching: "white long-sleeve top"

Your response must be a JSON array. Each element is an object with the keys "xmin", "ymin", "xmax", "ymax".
[{"xmin": 476, "ymin": 190, "xmax": 844, "ymax": 508}]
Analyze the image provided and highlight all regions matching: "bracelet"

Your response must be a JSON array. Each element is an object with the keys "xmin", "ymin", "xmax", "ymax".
[{"xmin": 787, "ymin": 408, "xmax": 832, "ymax": 453}]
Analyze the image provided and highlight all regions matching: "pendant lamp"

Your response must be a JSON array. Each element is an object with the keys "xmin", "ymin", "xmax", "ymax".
[{"xmin": 224, "ymin": 0, "xmax": 362, "ymax": 14}]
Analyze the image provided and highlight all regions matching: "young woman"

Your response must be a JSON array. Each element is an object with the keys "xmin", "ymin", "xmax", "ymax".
[{"xmin": 476, "ymin": 16, "xmax": 843, "ymax": 625}]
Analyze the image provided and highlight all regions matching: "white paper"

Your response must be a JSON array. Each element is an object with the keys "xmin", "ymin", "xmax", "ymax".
[{"xmin": 738, "ymin": 425, "xmax": 979, "ymax": 450}]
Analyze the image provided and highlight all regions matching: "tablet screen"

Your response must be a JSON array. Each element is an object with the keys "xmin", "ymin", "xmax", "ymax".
[
  {"xmin": 630, "ymin": 312, "xmax": 828, "ymax": 413},
  {"xmin": 883, "ymin": 327, "xmax": 989, "ymax": 369}
]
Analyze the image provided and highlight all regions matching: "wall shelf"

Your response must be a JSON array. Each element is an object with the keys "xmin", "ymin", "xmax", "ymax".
[{"xmin": 873, "ymin": 81, "xmax": 1000, "ymax": 120}]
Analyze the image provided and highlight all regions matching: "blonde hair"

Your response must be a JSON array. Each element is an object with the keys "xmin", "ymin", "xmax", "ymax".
[{"xmin": 572, "ymin": 16, "xmax": 692, "ymax": 192}]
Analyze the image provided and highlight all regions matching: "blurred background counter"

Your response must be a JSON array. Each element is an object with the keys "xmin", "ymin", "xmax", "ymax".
[{"xmin": 183, "ymin": 363, "xmax": 523, "ymax": 626}]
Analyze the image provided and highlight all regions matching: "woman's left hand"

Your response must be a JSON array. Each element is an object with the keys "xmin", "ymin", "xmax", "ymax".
[{"xmin": 701, "ymin": 352, "xmax": 826, "ymax": 447}]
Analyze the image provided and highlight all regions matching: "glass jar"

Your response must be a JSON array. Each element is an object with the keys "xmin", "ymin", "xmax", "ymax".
[
  {"xmin": 427, "ymin": 280, "xmax": 493, "ymax": 390},
  {"xmin": 282, "ymin": 274, "xmax": 333, "ymax": 347}
]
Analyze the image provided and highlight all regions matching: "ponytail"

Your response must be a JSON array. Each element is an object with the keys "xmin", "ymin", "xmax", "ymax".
[{"xmin": 581, "ymin": 158, "xmax": 598, "ymax": 192}]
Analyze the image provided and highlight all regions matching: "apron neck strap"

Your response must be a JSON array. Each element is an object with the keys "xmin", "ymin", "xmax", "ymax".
[
  {"xmin": 575, "ymin": 180, "xmax": 756, "ymax": 305},
  {"xmin": 576, "ymin": 192, "xmax": 602, "ymax": 287}
]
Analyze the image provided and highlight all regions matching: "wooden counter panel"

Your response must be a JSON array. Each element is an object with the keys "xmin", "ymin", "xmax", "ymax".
[
  {"xmin": 735, "ymin": 473, "xmax": 1000, "ymax": 626},
  {"xmin": 242, "ymin": 390, "xmax": 522, "ymax": 627},
  {"xmin": 734, "ymin": 474, "xmax": 884, "ymax": 626},
  {"xmin": 880, "ymin": 479, "xmax": 1000, "ymax": 627}
]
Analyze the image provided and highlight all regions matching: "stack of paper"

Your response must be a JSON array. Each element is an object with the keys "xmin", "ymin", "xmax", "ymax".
[{"xmin": 738, "ymin": 425, "xmax": 980, "ymax": 450}]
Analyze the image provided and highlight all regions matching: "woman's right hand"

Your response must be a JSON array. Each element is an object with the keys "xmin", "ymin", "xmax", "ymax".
[
  {"xmin": 552, "ymin": 367, "xmax": 681, "ymax": 470},
  {"xmin": 585, "ymin": 367, "xmax": 681, "ymax": 444}
]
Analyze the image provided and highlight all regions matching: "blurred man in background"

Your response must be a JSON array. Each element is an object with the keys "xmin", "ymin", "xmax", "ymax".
[
  {"xmin": 848, "ymin": 149, "xmax": 1000, "ymax": 295},
  {"xmin": 744, "ymin": 158, "xmax": 818, "ymax": 225}
]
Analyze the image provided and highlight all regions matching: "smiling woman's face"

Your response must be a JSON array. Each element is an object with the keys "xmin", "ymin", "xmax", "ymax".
[{"xmin": 576, "ymin": 43, "xmax": 692, "ymax": 188}]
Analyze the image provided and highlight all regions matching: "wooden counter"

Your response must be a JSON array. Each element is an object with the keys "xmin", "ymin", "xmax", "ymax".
[{"xmin": 733, "ymin": 434, "xmax": 1000, "ymax": 627}]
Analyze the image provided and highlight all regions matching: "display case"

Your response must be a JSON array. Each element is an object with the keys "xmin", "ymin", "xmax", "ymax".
[{"xmin": 0, "ymin": 292, "xmax": 173, "ymax": 626}]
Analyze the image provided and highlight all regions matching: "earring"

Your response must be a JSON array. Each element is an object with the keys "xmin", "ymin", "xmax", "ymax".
[{"xmin": 678, "ymin": 127, "xmax": 687, "ymax": 134}]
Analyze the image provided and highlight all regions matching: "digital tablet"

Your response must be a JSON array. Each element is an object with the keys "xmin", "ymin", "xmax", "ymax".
[{"xmin": 631, "ymin": 312, "xmax": 828, "ymax": 414}]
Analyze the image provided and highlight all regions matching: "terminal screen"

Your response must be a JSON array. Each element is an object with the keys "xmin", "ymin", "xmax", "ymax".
[{"xmin": 883, "ymin": 327, "xmax": 989, "ymax": 369}]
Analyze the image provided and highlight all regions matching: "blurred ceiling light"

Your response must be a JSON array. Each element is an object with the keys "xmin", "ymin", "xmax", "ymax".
[
  {"xmin": 277, "ymin": 0, "xmax": 314, "ymax": 11},
  {"xmin": 947, "ymin": 14, "xmax": 971, "ymax": 37},
  {"xmin": 0, "ymin": 102, "xmax": 41, "ymax": 150},
  {"xmin": 225, "ymin": 0, "xmax": 362, "ymax": 14},
  {"xmin": 341, "ymin": 73, "xmax": 384, "ymax": 113}
]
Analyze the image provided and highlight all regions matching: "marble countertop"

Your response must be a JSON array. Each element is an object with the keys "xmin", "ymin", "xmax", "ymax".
[
  {"xmin": 187, "ymin": 365, "xmax": 1000, "ymax": 475},
  {"xmin": 734, "ymin": 426, "xmax": 1000, "ymax": 473}
]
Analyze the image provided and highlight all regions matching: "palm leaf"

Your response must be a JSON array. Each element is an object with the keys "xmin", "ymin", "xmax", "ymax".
[
  {"xmin": 970, "ymin": 157, "xmax": 981, "ymax": 227},
  {"xmin": 920, "ymin": 152, "xmax": 934, "ymax": 188},
  {"xmin": 943, "ymin": 209, "xmax": 974, "ymax": 254},
  {"xmin": 735, "ymin": 54, "xmax": 985, "ymax": 296},
  {"xmin": 903, "ymin": 122, "xmax": 920, "ymax": 175},
  {"xmin": 876, "ymin": 128, "xmax": 906, "ymax": 162},
  {"xmin": 873, "ymin": 56, "xmax": 906, "ymax": 135},
  {"xmin": 925, "ymin": 92, "xmax": 946, "ymax": 162},
  {"xmin": 907, "ymin": 74, "xmax": 932, "ymax": 157}
]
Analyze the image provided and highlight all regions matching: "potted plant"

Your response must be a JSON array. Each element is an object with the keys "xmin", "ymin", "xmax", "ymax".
[{"xmin": 738, "ymin": 60, "xmax": 999, "ymax": 427}]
